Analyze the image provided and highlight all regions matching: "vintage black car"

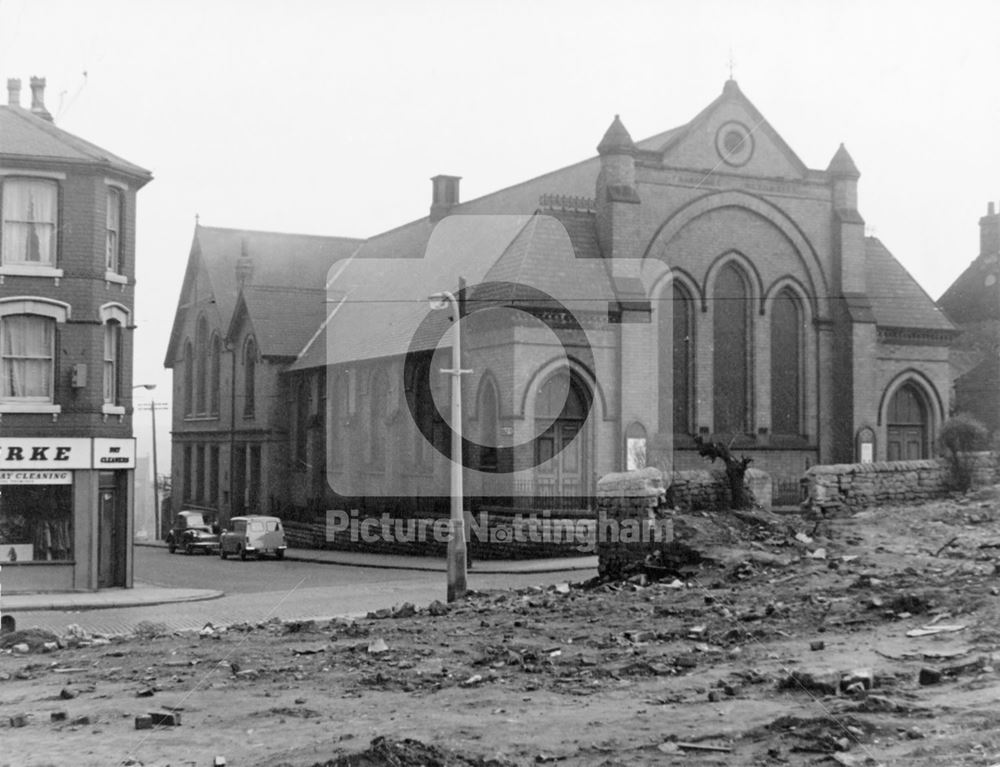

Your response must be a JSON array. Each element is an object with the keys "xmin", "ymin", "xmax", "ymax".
[{"xmin": 166, "ymin": 510, "xmax": 220, "ymax": 555}]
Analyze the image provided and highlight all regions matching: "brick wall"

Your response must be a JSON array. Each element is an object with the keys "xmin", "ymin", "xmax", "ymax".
[
  {"xmin": 285, "ymin": 506, "xmax": 594, "ymax": 560},
  {"xmin": 1, "ymin": 166, "xmax": 140, "ymax": 440},
  {"xmin": 805, "ymin": 452, "xmax": 1000, "ymax": 510}
]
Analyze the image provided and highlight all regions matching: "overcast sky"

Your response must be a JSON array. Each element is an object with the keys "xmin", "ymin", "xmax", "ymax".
[{"xmin": 2, "ymin": 0, "xmax": 999, "ymax": 470}]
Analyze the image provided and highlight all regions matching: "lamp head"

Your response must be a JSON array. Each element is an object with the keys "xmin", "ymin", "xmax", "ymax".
[{"xmin": 428, "ymin": 293, "xmax": 449, "ymax": 311}]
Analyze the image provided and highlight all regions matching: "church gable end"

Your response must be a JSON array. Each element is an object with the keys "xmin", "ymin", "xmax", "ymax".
[{"xmin": 656, "ymin": 80, "xmax": 809, "ymax": 181}]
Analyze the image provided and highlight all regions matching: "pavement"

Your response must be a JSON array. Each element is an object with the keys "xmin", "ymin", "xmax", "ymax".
[
  {"xmin": 135, "ymin": 540, "xmax": 596, "ymax": 575},
  {"xmin": 1, "ymin": 544, "xmax": 596, "ymax": 613}
]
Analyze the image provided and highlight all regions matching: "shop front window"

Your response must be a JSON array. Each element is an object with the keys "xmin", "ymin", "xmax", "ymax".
[{"xmin": 0, "ymin": 482, "xmax": 73, "ymax": 562}]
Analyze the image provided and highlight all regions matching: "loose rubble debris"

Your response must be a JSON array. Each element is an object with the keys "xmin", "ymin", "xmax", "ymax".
[{"xmin": 4, "ymin": 490, "xmax": 1000, "ymax": 764}]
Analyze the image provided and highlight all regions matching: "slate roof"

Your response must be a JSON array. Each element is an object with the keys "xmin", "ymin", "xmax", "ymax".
[
  {"xmin": 164, "ymin": 225, "xmax": 363, "ymax": 366},
  {"xmin": 0, "ymin": 105, "xmax": 152, "ymax": 181},
  {"xmin": 937, "ymin": 253, "xmax": 1000, "ymax": 325},
  {"xmin": 299, "ymin": 212, "xmax": 619, "ymax": 372},
  {"xmin": 317, "ymin": 215, "xmax": 533, "ymax": 368},
  {"xmin": 865, "ymin": 237, "xmax": 955, "ymax": 331},
  {"xmin": 230, "ymin": 286, "xmax": 329, "ymax": 358}
]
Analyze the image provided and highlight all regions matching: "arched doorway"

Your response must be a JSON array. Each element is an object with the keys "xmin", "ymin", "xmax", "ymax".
[
  {"xmin": 886, "ymin": 383, "xmax": 929, "ymax": 460},
  {"xmin": 534, "ymin": 370, "xmax": 590, "ymax": 505}
]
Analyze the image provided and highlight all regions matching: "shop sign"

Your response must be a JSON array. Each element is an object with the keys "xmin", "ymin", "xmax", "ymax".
[
  {"xmin": 0, "ymin": 439, "xmax": 91, "ymax": 469},
  {"xmin": 93, "ymin": 438, "xmax": 136, "ymax": 469},
  {"xmin": 0, "ymin": 470, "xmax": 73, "ymax": 485}
]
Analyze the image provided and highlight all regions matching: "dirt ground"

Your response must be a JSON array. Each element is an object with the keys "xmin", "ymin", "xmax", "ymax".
[{"xmin": 4, "ymin": 491, "xmax": 1000, "ymax": 767}]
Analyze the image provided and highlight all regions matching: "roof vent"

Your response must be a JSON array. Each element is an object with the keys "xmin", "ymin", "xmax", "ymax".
[
  {"xmin": 7, "ymin": 78, "xmax": 21, "ymax": 107},
  {"xmin": 430, "ymin": 175, "xmax": 461, "ymax": 222},
  {"xmin": 29, "ymin": 76, "xmax": 52, "ymax": 121}
]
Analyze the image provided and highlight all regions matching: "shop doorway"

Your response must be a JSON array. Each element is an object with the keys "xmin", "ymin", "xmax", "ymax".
[{"xmin": 98, "ymin": 472, "xmax": 127, "ymax": 588}]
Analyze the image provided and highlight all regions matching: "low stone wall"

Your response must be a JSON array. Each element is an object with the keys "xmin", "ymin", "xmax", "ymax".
[
  {"xmin": 667, "ymin": 467, "xmax": 773, "ymax": 511},
  {"xmin": 805, "ymin": 452, "xmax": 1000, "ymax": 510},
  {"xmin": 596, "ymin": 468, "xmax": 673, "ymax": 579}
]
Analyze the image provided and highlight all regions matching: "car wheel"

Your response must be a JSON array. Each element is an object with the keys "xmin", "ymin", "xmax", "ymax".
[
  {"xmin": 275, "ymin": 549, "xmax": 284, "ymax": 560},
  {"xmin": 185, "ymin": 543, "xmax": 195, "ymax": 555},
  {"xmin": 239, "ymin": 546, "xmax": 247, "ymax": 561}
]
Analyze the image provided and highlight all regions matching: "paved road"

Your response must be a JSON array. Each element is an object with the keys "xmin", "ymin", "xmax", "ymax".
[
  {"xmin": 135, "ymin": 545, "xmax": 432, "ymax": 593},
  {"xmin": 12, "ymin": 547, "xmax": 596, "ymax": 637}
]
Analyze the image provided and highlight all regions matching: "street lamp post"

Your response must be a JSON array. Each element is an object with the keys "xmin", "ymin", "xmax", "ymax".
[
  {"xmin": 133, "ymin": 385, "xmax": 160, "ymax": 540},
  {"xmin": 429, "ymin": 290, "xmax": 472, "ymax": 602}
]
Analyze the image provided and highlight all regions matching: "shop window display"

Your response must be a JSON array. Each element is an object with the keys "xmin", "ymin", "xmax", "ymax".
[{"xmin": 0, "ymin": 483, "xmax": 73, "ymax": 562}]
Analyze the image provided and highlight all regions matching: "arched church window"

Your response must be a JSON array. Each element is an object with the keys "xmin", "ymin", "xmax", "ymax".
[
  {"xmin": 661, "ymin": 282, "xmax": 694, "ymax": 436},
  {"xmin": 477, "ymin": 376, "xmax": 500, "ymax": 472},
  {"xmin": 195, "ymin": 316, "xmax": 208, "ymax": 415},
  {"xmin": 369, "ymin": 368, "xmax": 389, "ymax": 466},
  {"xmin": 713, "ymin": 263, "xmax": 751, "ymax": 435},
  {"xmin": 770, "ymin": 288, "xmax": 803, "ymax": 436}
]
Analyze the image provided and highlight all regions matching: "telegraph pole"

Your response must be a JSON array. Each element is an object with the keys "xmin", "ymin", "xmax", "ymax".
[{"xmin": 136, "ymin": 401, "xmax": 169, "ymax": 539}]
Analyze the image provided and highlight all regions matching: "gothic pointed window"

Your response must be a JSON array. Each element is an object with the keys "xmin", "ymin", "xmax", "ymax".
[
  {"xmin": 713, "ymin": 263, "xmax": 751, "ymax": 435},
  {"xmin": 195, "ymin": 316, "xmax": 208, "ymax": 415},
  {"xmin": 368, "ymin": 368, "xmax": 389, "ymax": 467},
  {"xmin": 243, "ymin": 337, "xmax": 257, "ymax": 419},
  {"xmin": 209, "ymin": 334, "xmax": 222, "ymax": 416},
  {"xmin": 771, "ymin": 288, "xmax": 803, "ymax": 436},
  {"xmin": 661, "ymin": 282, "xmax": 694, "ymax": 436},
  {"xmin": 184, "ymin": 340, "xmax": 194, "ymax": 416}
]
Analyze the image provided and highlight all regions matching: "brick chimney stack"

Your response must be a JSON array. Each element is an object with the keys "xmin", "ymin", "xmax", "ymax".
[
  {"xmin": 981, "ymin": 201, "xmax": 1000, "ymax": 257},
  {"xmin": 430, "ymin": 175, "xmax": 461, "ymax": 223},
  {"xmin": 7, "ymin": 78, "xmax": 21, "ymax": 107},
  {"xmin": 29, "ymin": 76, "xmax": 53, "ymax": 121}
]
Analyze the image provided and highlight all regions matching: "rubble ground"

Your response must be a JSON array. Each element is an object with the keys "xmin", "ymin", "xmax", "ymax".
[{"xmin": 4, "ymin": 491, "xmax": 1000, "ymax": 766}]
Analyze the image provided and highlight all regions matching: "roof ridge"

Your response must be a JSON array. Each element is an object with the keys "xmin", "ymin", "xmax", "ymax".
[{"xmin": 199, "ymin": 224, "xmax": 364, "ymax": 242}]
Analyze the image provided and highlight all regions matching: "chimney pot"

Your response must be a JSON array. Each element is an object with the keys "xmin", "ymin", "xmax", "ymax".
[
  {"xmin": 430, "ymin": 175, "xmax": 461, "ymax": 222},
  {"xmin": 990, "ymin": 202, "xmax": 996, "ymax": 216},
  {"xmin": 29, "ymin": 76, "xmax": 53, "ymax": 121},
  {"xmin": 7, "ymin": 78, "xmax": 21, "ymax": 107}
]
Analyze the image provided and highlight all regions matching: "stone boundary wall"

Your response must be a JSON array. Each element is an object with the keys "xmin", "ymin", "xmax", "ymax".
[
  {"xmin": 596, "ymin": 468, "xmax": 673, "ymax": 579},
  {"xmin": 667, "ymin": 467, "xmax": 773, "ymax": 511},
  {"xmin": 805, "ymin": 452, "xmax": 1000, "ymax": 510}
]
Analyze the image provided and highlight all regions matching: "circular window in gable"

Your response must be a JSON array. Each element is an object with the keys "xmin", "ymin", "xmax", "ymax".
[{"xmin": 715, "ymin": 121, "xmax": 754, "ymax": 167}]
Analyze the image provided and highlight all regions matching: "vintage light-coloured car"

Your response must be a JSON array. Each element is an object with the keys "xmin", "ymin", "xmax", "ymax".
[{"xmin": 219, "ymin": 516, "xmax": 287, "ymax": 560}]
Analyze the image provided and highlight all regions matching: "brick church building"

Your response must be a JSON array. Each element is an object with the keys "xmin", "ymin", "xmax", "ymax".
[{"xmin": 166, "ymin": 80, "xmax": 954, "ymax": 523}]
